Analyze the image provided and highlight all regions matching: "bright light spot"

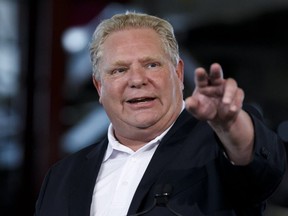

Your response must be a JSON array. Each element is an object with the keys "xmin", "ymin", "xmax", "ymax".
[{"xmin": 62, "ymin": 27, "xmax": 89, "ymax": 53}]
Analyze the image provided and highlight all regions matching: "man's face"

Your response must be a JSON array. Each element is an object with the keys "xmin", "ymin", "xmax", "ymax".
[{"xmin": 93, "ymin": 28, "xmax": 184, "ymax": 140}]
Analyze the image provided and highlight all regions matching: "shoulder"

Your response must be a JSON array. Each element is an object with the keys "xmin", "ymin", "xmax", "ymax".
[{"xmin": 51, "ymin": 138, "xmax": 108, "ymax": 173}]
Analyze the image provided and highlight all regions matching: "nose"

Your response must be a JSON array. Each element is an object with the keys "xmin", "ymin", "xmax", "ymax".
[{"xmin": 128, "ymin": 67, "xmax": 148, "ymax": 88}]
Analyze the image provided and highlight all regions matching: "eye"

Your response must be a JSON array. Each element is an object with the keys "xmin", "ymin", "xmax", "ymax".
[
  {"xmin": 147, "ymin": 62, "xmax": 159, "ymax": 69},
  {"xmin": 111, "ymin": 67, "xmax": 127, "ymax": 74}
]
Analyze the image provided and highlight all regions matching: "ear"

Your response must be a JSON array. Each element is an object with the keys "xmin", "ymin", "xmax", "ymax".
[
  {"xmin": 176, "ymin": 59, "xmax": 184, "ymax": 89},
  {"xmin": 92, "ymin": 76, "xmax": 102, "ymax": 104}
]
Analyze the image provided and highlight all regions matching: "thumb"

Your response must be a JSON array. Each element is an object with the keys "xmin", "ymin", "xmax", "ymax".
[{"xmin": 185, "ymin": 96, "xmax": 199, "ymax": 114}]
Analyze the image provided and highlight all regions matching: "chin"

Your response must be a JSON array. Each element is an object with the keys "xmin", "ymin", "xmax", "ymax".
[{"xmin": 133, "ymin": 118, "xmax": 158, "ymax": 129}]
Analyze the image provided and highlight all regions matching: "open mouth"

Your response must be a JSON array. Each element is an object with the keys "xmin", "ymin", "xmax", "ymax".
[{"xmin": 127, "ymin": 97, "xmax": 155, "ymax": 104}]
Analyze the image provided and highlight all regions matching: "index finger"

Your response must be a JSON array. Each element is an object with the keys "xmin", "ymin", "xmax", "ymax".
[{"xmin": 195, "ymin": 67, "xmax": 209, "ymax": 88}]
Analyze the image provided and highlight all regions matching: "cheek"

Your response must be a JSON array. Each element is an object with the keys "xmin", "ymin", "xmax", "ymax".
[
  {"xmin": 165, "ymin": 74, "xmax": 183, "ymax": 98},
  {"xmin": 100, "ymin": 81, "xmax": 123, "ymax": 103}
]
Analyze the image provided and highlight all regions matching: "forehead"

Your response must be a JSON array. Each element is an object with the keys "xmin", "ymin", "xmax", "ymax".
[{"xmin": 100, "ymin": 28, "xmax": 167, "ymax": 62}]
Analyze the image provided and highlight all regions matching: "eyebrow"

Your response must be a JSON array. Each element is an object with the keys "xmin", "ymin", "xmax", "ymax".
[
  {"xmin": 113, "ymin": 56, "xmax": 162, "ymax": 66},
  {"xmin": 138, "ymin": 56, "xmax": 160, "ymax": 63},
  {"xmin": 102, "ymin": 55, "xmax": 165, "ymax": 72}
]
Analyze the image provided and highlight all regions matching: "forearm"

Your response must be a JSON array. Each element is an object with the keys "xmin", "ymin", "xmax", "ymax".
[{"xmin": 209, "ymin": 110, "xmax": 254, "ymax": 165}]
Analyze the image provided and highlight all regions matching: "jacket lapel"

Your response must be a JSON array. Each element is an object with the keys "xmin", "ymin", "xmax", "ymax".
[
  {"xmin": 127, "ymin": 110, "xmax": 198, "ymax": 214},
  {"xmin": 69, "ymin": 138, "xmax": 108, "ymax": 216}
]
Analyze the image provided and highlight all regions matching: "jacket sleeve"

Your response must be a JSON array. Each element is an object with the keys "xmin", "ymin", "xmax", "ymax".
[{"xmin": 219, "ymin": 105, "xmax": 287, "ymax": 206}]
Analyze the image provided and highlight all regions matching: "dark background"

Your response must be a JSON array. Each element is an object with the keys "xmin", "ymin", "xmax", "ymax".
[{"xmin": 0, "ymin": 0, "xmax": 287, "ymax": 215}]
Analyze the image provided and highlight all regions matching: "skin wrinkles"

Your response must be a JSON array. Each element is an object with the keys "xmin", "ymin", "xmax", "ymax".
[{"xmin": 93, "ymin": 28, "xmax": 184, "ymax": 150}]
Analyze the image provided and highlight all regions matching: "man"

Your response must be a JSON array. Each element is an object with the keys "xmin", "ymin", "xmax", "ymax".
[{"xmin": 35, "ymin": 12, "xmax": 286, "ymax": 216}]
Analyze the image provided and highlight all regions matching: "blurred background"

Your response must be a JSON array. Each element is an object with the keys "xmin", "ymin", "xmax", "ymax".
[{"xmin": 0, "ymin": 0, "xmax": 288, "ymax": 215}]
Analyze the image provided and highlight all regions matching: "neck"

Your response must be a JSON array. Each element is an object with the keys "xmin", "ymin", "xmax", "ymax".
[{"xmin": 112, "ymin": 101, "xmax": 184, "ymax": 151}]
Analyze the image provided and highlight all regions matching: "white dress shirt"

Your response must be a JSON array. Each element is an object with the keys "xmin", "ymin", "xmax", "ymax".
[{"xmin": 89, "ymin": 124, "xmax": 171, "ymax": 216}]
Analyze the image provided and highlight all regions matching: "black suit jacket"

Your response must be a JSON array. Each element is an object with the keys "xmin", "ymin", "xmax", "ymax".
[{"xmin": 35, "ymin": 108, "xmax": 286, "ymax": 216}]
